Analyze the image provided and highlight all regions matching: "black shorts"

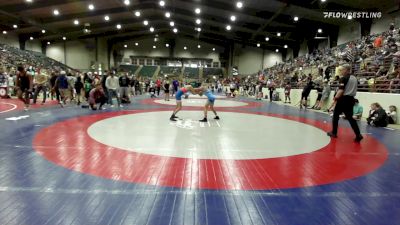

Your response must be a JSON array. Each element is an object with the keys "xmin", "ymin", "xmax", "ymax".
[
  {"xmin": 317, "ymin": 94, "xmax": 322, "ymax": 101},
  {"xmin": 301, "ymin": 92, "xmax": 309, "ymax": 100}
]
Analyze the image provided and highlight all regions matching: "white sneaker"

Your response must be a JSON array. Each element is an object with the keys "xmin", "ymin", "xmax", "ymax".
[
  {"xmin": 119, "ymin": 105, "xmax": 123, "ymax": 108},
  {"xmin": 24, "ymin": 106, "xmax": 29, "ymax": 111}
]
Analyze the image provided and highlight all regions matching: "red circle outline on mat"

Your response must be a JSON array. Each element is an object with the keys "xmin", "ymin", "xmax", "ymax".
[
  {"xmin": 32, "ymin": 109, "xmax": 388, "ymax": 190},
  {"xmin": 139, "ymin": 98, "xmax": 263, "ymax": 109}
]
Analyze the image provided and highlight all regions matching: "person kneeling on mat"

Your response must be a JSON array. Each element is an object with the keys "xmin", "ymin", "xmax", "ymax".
[
  {"xmin": 198, "ymin": 87, "xmax": 220, "ymax": 122},
  {"xmin": 89, "ymin": 85, "xmax": 106, "ymax": 110}
]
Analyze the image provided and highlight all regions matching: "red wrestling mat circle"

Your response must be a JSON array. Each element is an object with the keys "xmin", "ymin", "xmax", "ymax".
[{"xmin": 32, "ymin": 109, "xmax": 388, "ymax": 190}]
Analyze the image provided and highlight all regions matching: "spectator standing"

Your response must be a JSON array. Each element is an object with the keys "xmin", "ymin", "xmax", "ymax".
[
  {"xmin": 74, "ymin": 76, "xmax": 84, "ymax": 105},
  {"xmin": 284, "ymin": 82, "xmax": 291, "ymax": 103},
  {"xmin": 163, "ymin": 80, "xmax": 170, "ymax": 101},
  {"xmin": 172, "ymin": 79, "xmax": 179, "ymax": 96},
  {"xmin": 156, "ymin": 78, "xmax": 162, "ymax": 96},
  {"xmin": 56, "ymin": 71, "xmax": 69, "ymax": 106},
  {"xmin": 119, "ymin": 73, "xmax": 130, "ymax": 103},
  {"xmin": 50, "ymin": 72, "xmax": 60, "ymax": 102},
  {"xmin": 16, "ymin": 66, "xmax": 33, "ymax": 110},
  {"xmin": 105, "ymin": 72, "xmax": 121, "ymax": 107},
  {"xmin": 33, "ymin": 71, "xmax": 49, "ymax": 104}
]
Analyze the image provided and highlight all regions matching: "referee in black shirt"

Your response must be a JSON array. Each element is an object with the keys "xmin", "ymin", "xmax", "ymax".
[{"xmin": 327, "ymin": 64, "xmax": 363, "ymax": 142}]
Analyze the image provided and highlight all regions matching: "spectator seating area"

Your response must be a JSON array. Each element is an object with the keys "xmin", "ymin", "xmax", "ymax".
[
  {"xmin": 159, "ymin": 66, "xmax": 182, "ymax": 75},
  {"xmin": 0, "ymin": 43, "xmax": 71, "ymax": 72},
  {"xmin": 119, "ymin": 64, "xmax": 140, "ymax": 74},
  {"xmin": 203, "ymin": 68, "xmax": 223, "ymax": 77},
  {"xmin": 248, "ymin": 27, "xmax": 400, "ymax": 94},
  {"xmin": 183, "ymin": 67, "xmax": 199, "ymax": 79},
  {"xmin": 139, "ymin": 66, "xmax": 157, "ymax": 78}
]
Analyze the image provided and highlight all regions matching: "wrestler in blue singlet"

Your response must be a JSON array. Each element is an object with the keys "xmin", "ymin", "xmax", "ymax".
[{"xmin": 204, "ymin": 89, "xmax": 216, "ymax": 104}]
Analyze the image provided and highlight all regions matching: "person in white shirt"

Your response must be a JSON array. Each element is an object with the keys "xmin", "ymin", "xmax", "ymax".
[
  {"xmin": 387, "ymin": 105, "xmax": 397, "ymax": 124},
  {"xmin": 105, "ymin": 72, "xmax": 122, "ymax": 107}
]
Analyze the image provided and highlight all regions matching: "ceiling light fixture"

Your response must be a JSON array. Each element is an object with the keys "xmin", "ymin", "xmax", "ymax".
[
  {"xmin": 197, "ymin": 44, "xmax": 201, "ymax": 48},
  {"xmin": 47, "ymin": 41, "xmax": 50, "ymax": 45},
  {"xmin": 135, "ymin": 11, "xmax": 141, "ymax": 17},
  {"xmin": 124, "ymin": 0, "xmax": 130, "ymax": 5},
  {"xmin": 166, "ymin": 43, "xmax": 170, "ymax": 47},
  {"xmin": 13, "ymin": 25, "xmax": 18, "ymax": 29},
  {"xmin": 124, "ymin": 44, "xmax": 127, "ymax": 48},
  {"xmin": 294, "ymin": 16, "xmax": 299, "ymax": 21},
  {"xmin": 284, "ymin": 45, "xmax": 288, "ymax": 48},
  {"xmin": 62, "ymin": 36, "xmax": 66, "ymax": 40},
  {"xmin": 73, "ymin": 19, "xmax": 79, "ymax": 25},
  {"xmin": 195, "ymin": 27, "xmax": 201, "ymax": 32},
  {"xmin": 159, "ymin": 0, "xmax": 165, "ymax": 7},
  {"xmin": 88, "ymin": 4, "xmax": 94, "ymax": 10},
  {"xmin": 318, "ymin": 28, "xmax": 323, "ymax": 33},
  {"xmin": 104, "ymin": 15, "xmax": 110, "ymax": 21},
  {"xmin": 143, "ymin": 20, "xmax": 149, "ymax": 26},
  {"xmin": 116, "ymin": 24, "xmax": 122, "ymax": 29},
  {"xmin": 257, "ymin": 43, "xmax": 260, "ymax": 47},
  {"xmin": 41, "ymin": 29, "xmax": 46, "ymax": 33},
  {"xmin": 277, "ymin": 32, "xmax": 281, "ymax": 37},
  {"xmin": 26, "ymin": 0, "xmax": 33, "ymax": 2},
  {"xmin": 184, "ymin": 46, "xmax": 187, "ymax": 50},
  {"xmin": 173, "ymin": 28, "xmax": 178, "ymax": 33},
  {"xmin": 165, "ymin": 12, "xmax": 171, "ymax": 18},
  {"xmin": 230, "ymin": 15, "xmax": 236, "ymax": 22},
  {"xmin": 226, "ymin": 25, "xmax": 231, "ymax": 31},
  {"xmin": 212, "ymin": 48, "xmax": 215, "ymax": 51},
  {"xmin": 195, "ymin": 8, "xmax": 201, "ymax": 14},
  {"xmin": 135, "ymin": 42, "xmax": 138, "ymax": 46},
  {"xmin": 170, "ymin": 21, "xmax": 175, "ymax": 27},
  {"xmin": 265, "ymin": 37, "xmax": 270, "ymax": 41},
  {"xmin": 196, "ymin": 19, "xmax": 201, "ymax": 24},
  {"xmin": 30, "ymin": 36, "xmax": 34, "ymax": 40},
  {"xmin": 150, "ymin": 27, "xmax": 155, "ymax": 32},
  {"xmin": 236, "ymin": 1, "xmax": 243, "ymax": 8},
  {"xmin": 2, "ymin": 31, "xmax": 7, "ymax": 34},
  {"xmin": 153, "ymin": 45, "xmax": 156, "ymax": 49},
  {"xmin": 276, "ymin": 49, "xmax": 279, "ymax": 52},
  {"xmin": 53, "ymin": 9, "xmax": 60, "ymax": 16}
]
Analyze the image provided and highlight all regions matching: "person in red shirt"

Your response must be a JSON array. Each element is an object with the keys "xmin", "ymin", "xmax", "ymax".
[
  {"xmin": 374, "ymin": 36, "xmax": 383, "ymax": 48},
  {"xmin": 156, "ymin": 79, "xmax": 161, "ymax": 96},
  {"xmin": 88, "ymin": 85, "xmax": 106, "ymax": 110}
]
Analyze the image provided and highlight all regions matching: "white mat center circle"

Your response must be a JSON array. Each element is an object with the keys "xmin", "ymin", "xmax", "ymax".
[{"xmin": 87, "ymin": 111, "xmax": 330, "ymax": 160}]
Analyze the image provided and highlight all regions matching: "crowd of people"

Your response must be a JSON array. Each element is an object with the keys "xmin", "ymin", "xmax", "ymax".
[{"xmin": 0, "ymin": 23, "xmax": 398, "ymax": 126}]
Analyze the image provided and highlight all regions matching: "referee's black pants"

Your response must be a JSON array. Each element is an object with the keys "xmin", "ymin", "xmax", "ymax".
[{"xmin": 332, "ymin": 96, "xmax": 361, "ymax": 136}]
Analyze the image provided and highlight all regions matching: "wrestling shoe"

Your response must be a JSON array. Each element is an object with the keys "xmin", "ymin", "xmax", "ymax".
[
  {"xmin": 199, "ymin": 118, "xmax": 208, "ymax": 122},
  {"xmin": 214, "ymin": 116, "xmax": 220, "ymax": 120},
  {"xmin": 354, "ymin": 135, "xmax": 364, "ymax": 143},
  {"xmin": 327, "ymin": 132, "xmax": 338, "ymax": 138}
]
